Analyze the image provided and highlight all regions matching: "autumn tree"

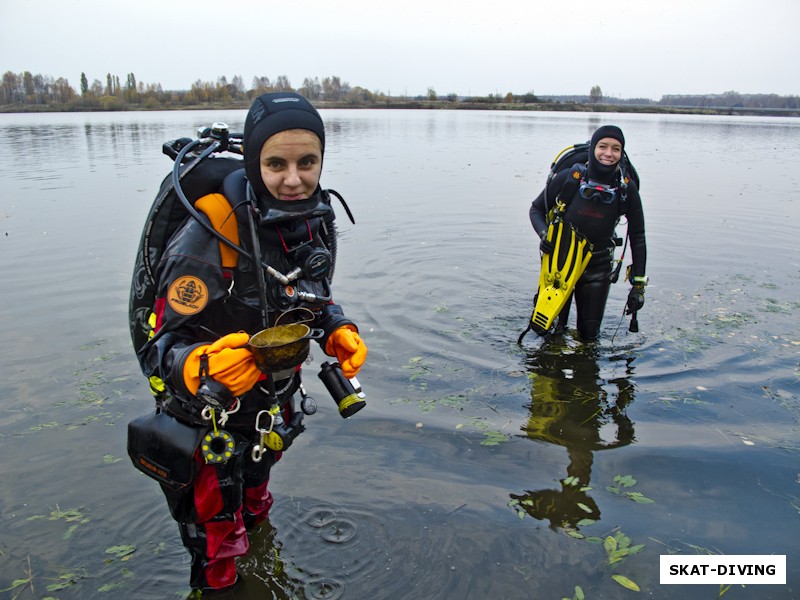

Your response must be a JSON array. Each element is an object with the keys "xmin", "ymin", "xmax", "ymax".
[
  {"xmin": 125, "ymin": 73, "xmax": 138, "ymax": 102},
  {"xmin": 23, "ymin": 71, "xmax": 34, "ymax": 100},
  {"xmin": 300, "ymin": 77, "xmax": 322, "ymax": 100},
  {"xmin": 2, "ymin": 71, "xmax": 20, "ymax": 103},
  {"xmin": 322, "ymin": 76, "xmax": 343, "ymax": 100},
  {"xmin": 343, "ymin": 86, "xmax": 375, "ymax": 104},
  {"xmin": 251, "ymin": 76, "xmax": 271, "ymax": 97},
  {"xmin": 51, "ymin": 77, "xmax": 75, "ymax": 103},
  {"xmin": 274, "ymin": 75, "xmax": 292, "ymax": 92},
  {"xmin": 231, "ymin": 75, "xmax": 245, "ymax": 99}
]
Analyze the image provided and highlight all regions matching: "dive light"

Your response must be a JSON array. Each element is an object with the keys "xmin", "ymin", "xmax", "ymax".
[{"xmin": 318, "ymin": 361, "xmax": 366, "ymax": 418}]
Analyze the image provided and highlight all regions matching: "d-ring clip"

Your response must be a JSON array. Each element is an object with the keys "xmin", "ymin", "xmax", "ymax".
[{"xmin": 251, "ymin": 409, "xmax": 276, "ymax": 463}]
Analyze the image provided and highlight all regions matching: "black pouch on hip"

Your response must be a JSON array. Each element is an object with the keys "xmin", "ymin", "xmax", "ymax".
[{"xmin": 127, "ymin": 411, "xmax": 207, "ymax": 491}]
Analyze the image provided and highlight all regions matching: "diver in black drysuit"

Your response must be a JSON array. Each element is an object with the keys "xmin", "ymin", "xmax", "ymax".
[
  {"xmin": 529, "ymin": 126, "xmax": 647, "ymax": 340},
  {"xmin": 131, "ymin": 93, "xmax": 367, "ymax": 592}
]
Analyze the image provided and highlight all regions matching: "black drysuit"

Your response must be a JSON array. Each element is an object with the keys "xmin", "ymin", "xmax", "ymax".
[{"xmin": 529, "ymin": 167, "xmax": 646, "ymax": 340}]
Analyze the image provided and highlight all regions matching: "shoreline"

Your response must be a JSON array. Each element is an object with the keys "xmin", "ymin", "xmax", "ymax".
[{"xmin": 1, "ymin": 100, "xmax": 797, "ymax": 118}]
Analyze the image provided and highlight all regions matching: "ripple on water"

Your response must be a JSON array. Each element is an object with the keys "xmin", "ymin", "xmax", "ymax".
[
  {"xmin": 304, "ymin": 577, "xmax": 346, "ymax": 600},
  {"xmin": 305, "ymin": 506, "xmax": 359, "ymax": 544},
  {"xmin": 245, "ymin": 502, "xmax": 408, "ymax": 598}
]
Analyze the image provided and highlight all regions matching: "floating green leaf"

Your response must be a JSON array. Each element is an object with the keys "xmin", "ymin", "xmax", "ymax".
[
  {"xmin": 63, "ymin": 524, "xmax": 80, "ymax": 539},
  {"xmin": 44, "ymin": 570, "xmax": 88, "ymax": 592},
  {"xmin": 561, "ymin": 585, "xmax": 585, "ymax": 600},
  {"xmin": 105, "ymin": 545, "xmax": 136, "ymax": 559},
  {"xmin": 566, "ymin": 530, "xmax": 585, "ymax": 539},
  {"xmin": 614, "ymin": 475, "xmax": 637, "ymax": 488},
  {"xmin": 611, "ymin": 574, "xmax": 640, "ymax": 591},
  {"xmin": 2, "ymin": 579, "xmax": 31, "ymax": 592},
  {"xmin": 626, "ymin": 492, "xmax": 655, "ymax": 504},
  {"xmin": 480, "ymin": 430, "xmax": 509, "ymax": 446},
  {"xmin": 30, "ymin": 421, "xmax": 59, "ymax": 431},
  {"xmin": 576, "ymin": 502, "xmax": 593, "ymax": 513},
  {"xmin": 47, "ymin": 580, "xmax": 76, "ymax": 591}
]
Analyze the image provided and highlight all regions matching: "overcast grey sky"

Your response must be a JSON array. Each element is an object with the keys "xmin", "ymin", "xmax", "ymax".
[{"xmin": 2, "ymin": 0, "xmax": 798, "ymax": 100}]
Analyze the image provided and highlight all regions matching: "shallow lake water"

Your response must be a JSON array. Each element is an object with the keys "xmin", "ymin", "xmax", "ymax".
[{"xmin": 0, "ymin": 108, "xmax": 798, "ymax": 599}]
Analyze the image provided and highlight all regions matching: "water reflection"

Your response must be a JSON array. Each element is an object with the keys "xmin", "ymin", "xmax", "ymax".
[
  {"xmin": 233, "ymin": 521, "xmax": 305, "ymax": 599},
  {"xmin": 511, "ymin": 339, "xmax": 635, "ymax": 529}
]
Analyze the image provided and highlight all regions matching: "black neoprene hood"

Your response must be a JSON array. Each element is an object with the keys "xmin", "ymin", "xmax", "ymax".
[
  {"xmin": 588, "ymin": 125, "xmax": 625, "ymax": 184},
  {"xmin": 243, "ymin": 92, "xmax": 326, "ymax": 199}
]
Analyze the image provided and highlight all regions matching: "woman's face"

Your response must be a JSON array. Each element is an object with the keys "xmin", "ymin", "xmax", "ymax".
[
  {"xmin": 259, "ymin": 129, "xmax": 322, "ymax": 200},
  {"xmin": 593, "ymin": 137, "xmax": 623, "ymax": 167}
]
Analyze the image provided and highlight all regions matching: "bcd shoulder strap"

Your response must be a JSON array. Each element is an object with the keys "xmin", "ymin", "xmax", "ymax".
[
  {"xmin": 548, "ymin": 164, "xmax": 585, "ymax": 222},
  {"xmin": 558, "ymin": 164, "xmax": 585, "ymax": 203},
  {"xmin": 194, "ymin": 193, "xmax": 240, "ymax": 269}
]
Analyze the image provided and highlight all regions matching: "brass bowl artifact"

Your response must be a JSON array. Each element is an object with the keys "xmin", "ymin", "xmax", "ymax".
[{"xmin": 249, "ymin": 323, "xmax": 324, "ymax": 373}]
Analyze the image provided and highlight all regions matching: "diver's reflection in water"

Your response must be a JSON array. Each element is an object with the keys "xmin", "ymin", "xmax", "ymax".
[
  {"xmin": 511, "ymin": 339, "xmax": 636, "ymax": 530},
  {"xmin": 233, "ymin": 521, "xmax": 303, "ymax": 598}
]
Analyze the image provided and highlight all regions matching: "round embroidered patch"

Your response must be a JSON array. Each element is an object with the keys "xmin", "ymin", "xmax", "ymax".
[{"xmin": 168, "ymin": 275, "xmax": 208, "ymax": 315}]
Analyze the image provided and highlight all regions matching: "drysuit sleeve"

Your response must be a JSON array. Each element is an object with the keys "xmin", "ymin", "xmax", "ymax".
[
  {"xmin": 625, "ymin": 183, "xmax": 647, "ymax": 278},
  {"xmin": 315, "ymin": 303, "xmax": 357, "ymax": 352},
  {"xmin": 137, "ymin": 217, "xmax": 237, "ymax": 399}
]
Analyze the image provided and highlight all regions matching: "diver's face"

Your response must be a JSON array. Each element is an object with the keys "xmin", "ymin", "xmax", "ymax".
[
  {"xmin": 594, "ymin": 137, "xmax": 623, "ymax": 166},
  {"xmin": 259, "ymin": 129, "xmax": 322, "ymax": 200}
]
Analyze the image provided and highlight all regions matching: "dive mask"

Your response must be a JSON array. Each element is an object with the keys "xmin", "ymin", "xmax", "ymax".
[{"xmin": 579, "ymin": 180, "xmax": 618, "ymax": 204}]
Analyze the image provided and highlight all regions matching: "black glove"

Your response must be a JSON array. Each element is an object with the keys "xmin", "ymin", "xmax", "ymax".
[
  {"xmin": 539, "ymin": 230, "xmax": 554, "ymax": 255},
  {"xmin": 626, "ymin": 285, "xmax": 645, "ymax": 315}
]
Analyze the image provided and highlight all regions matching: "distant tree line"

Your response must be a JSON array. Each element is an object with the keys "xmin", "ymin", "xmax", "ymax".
[
  {"xmin": 542, "ymin": 90, "xmax": 799, "ymax": 110},
  {"xmin": 659, "ymin": 91, "xmax": 799, "ymax": 110},
  {"xmin": 2, "ymin": 70, "xmax": 798, "ymax": 113},
  {"xmin": 0, "ymin": 70, "xmax": 394, "ymax": 110}
]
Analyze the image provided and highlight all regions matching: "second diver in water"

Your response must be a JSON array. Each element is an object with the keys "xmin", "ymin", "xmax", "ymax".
[{"xmin": 528, "ymin": 125, "xmax": 647, "ymax": 341}]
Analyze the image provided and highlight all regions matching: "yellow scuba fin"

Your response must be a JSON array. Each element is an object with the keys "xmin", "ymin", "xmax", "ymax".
[{"xmin": 530, "ymin": 218, "xmax": 592, "ymax": 335}]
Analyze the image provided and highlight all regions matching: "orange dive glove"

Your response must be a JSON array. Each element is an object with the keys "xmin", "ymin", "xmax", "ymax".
[
  {"xmin": 183, "ymin": 332, "xmax": 261, "ymax": 397},
  {"xmin": 325, "ymin": 325, "xmax": 367, "ymax": 379}
]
